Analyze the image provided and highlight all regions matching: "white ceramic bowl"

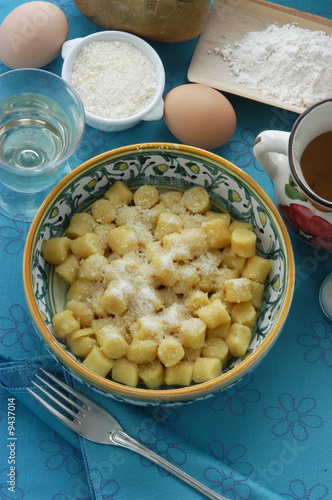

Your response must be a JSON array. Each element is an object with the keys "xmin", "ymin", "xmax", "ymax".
[
  {"xmin": 61, "ymin": 31, "xmax": 165, "ymax": 132},
  {"xmin": 23, "ymin": 143, "xmax": 295, "ymax": 406}
]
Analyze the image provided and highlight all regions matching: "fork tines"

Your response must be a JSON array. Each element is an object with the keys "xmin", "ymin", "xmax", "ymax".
[{"xmin": 28, "ymin": 369, "xmax": 88, "ymax": 428}]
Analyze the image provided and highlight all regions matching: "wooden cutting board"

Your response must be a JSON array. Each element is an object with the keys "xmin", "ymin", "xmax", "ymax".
[{"xmin": 187, "ymin": 0, "xmax": 332, "ymax": 114}]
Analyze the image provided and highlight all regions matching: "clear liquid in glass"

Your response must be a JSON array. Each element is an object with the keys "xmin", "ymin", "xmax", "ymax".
[{"xmin": 0, "ymin": 93, "xmax": 70, "ymax": 191}]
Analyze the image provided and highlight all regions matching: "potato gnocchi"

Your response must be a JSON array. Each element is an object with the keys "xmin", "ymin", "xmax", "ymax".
[{"xmin": 42, "ymin": 182, "xmax": 271, "ymax": 389}]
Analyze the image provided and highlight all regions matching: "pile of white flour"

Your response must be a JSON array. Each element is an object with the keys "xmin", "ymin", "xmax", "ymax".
[{"xmin": 216, "ymin": 23, "xmax": 332, "ymax": 107}]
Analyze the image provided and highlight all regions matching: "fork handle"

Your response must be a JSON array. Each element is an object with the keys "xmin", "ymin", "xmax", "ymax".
[{"xmin": 111, "ymin": 430, "xmax": 229, "ymax": 500}]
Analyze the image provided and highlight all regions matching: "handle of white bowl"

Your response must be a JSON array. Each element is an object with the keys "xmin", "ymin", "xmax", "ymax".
[
  {"xmin": 143, "ymin": 98, "xmax": 164, "ymax": 122},
  {"xmin": 61, "ymin": 38, "xmax": 84, "ymax": 60}
]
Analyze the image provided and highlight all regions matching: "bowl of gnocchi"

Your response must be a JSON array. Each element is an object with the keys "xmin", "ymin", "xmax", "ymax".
[{"xmin": 23, "ymin": 143, "xmax": 294, "ymax": 405}]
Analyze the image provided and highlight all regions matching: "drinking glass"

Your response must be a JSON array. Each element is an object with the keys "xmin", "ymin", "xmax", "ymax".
[{"xmin": 0, "ymin": 68, "xmax": 85, "ymax": 221}]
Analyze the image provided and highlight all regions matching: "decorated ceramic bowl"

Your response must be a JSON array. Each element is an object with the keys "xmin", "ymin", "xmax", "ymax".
[{"xmin": 23, "ymin": 143, "xmax": 294, "ymax": 405}]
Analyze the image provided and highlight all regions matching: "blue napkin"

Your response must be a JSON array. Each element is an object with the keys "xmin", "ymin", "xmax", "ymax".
[{"xmin": 0, "ymin": 360, "xmax": 284, "ymax": 500}]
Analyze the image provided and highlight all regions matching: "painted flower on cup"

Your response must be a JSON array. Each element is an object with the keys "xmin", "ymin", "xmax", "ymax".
[
  {"xmin": 264, "ymin": 393, "xmax": 323, "ymax": 441},
  {"xmin": 279, "ymin": 203, "xmax": 332, "ymax": 251}
]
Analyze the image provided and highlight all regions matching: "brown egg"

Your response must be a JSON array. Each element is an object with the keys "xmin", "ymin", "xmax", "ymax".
[
  {"xmin": 0, "ymin": 2, "xmax": 68, "ymax": 69},
  {"xmin": 164, "ymin": 84, "xmax": 236, "ymax": 150}
]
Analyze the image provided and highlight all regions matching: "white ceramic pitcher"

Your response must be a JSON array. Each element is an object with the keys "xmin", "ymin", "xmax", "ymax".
[{"xmin": 253, "ymin": 98, "xmax": 332, "ymax": 251}]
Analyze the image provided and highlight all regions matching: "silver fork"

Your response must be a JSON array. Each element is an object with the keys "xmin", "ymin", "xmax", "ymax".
[{"xmin": 28, "ymin": 369, "xmax": 228, "ymax": 500}]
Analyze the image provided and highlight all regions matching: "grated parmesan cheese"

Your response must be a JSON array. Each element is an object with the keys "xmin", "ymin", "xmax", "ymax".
[{"xmin": 70, "ymin": 40, "xmax": 158, "ymax": 119}]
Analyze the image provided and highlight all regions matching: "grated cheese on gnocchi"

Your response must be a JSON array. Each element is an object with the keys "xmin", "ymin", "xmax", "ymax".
[{"xmin": 42, "ymin": 182, "xmax": 272, "ymax": 389}]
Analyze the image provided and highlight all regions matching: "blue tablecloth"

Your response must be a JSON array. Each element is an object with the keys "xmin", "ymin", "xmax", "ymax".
[{"xmin": 1, "ymin": 1, "xmax": 332, "ymax": 499}]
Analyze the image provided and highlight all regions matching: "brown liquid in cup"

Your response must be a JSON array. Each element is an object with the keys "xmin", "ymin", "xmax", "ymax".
[{"xmin": 300, "ymin": 131, "xmax": 332, "ymax": 203}]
